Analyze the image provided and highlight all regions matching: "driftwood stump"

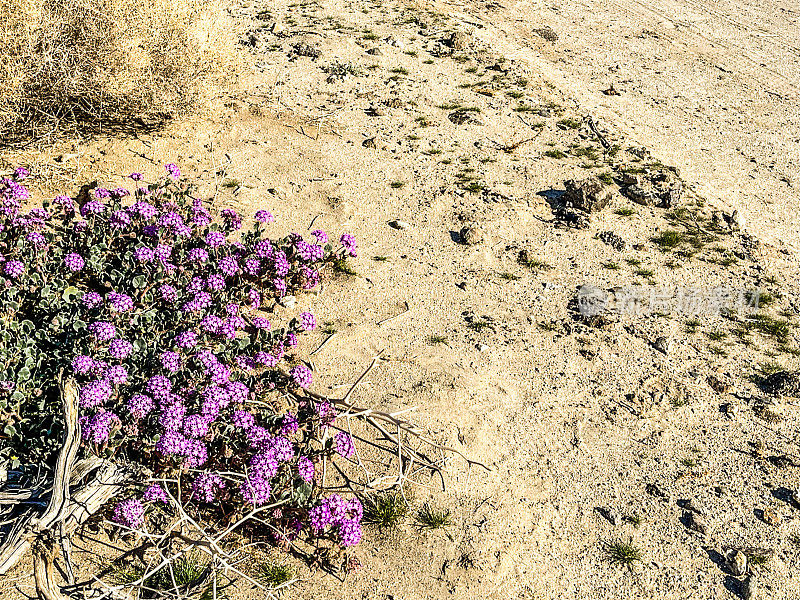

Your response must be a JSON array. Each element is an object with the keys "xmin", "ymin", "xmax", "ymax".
[{"xmin": 0, "ymin": 378, "xmax": 129, "ymax": 598}]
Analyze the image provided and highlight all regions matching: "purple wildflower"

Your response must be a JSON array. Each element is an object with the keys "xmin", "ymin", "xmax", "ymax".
[
  {"xmin": 340, "ymin": 233, "xmax": 357, "ymax": 257},
  {"xmin": 82, "ymin": 292, "xmax": 103, "ymax": 308},
  {"xmin": 298, "ymin": 457, "xmax": 314, "ymax": 483},
  {"xmin": 113, "ymin": 499, "xmax": 145, "ymax": 529},
  {"xmin": 165, "ymin": 163, "xmax": 181, "ymax": 179},
  {"xmin": 127, "ymin": 394, "xmax": 154, "ymax": 418},
  {"xmin": 4, "ymin": 260, "xmax": 24, "ymax": 279},
  {"xmin": 143, "ymin": 484, "xmax": 170, "ymax": 504},
  {"xmin": 335, "ymin": 432, "xmax": 355, "ymax": 459},
  {"xmin": 192, "ymin": 473, "xmax": 225, "ymax": 503},
  {"xmin": 254, "ymin": 209, "xmax": 274, "ymax": 223},
  {"xmin": 289, "ymin": 365, "xmax": 312, "ymax": 389},
  {"xmin": 79, "ymin": 379, "xmax": 113, "ymax": 408},
  {"xmin": 88, "ymin": 321, "xmax": 116, "ymax": 342},
  {"xmin": 72, "ymin": 355, "xmax": 94, "ymax": 375},
  {"xmin": 105, "ymin": 365, "xmax": 128, "ymax": 384},
  {"xmin": 108, "ymin": 338, "xmax": 133, "ymax": 360},
  {"xmin": 64, "ymin": 253, "xmax": 85, "ymax": 272},
  {"xmin": 298, "ymin": 312, "xmax": 316, "ymax": 331},
  {"xmin": 134, "ymin": 247, "xmax": 154, "ymax": 263},
  {"xmin": 232, "ymin": 410, "xmax": 255, "ymax": 429},
  {"xmin": 205, "ymin": 231, "xmax": 225, "ymax": 248}
]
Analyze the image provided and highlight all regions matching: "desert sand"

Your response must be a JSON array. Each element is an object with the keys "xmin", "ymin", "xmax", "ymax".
[{"xmin": 3, "ymin": 0, "xmax": 800, "ymax": 598}]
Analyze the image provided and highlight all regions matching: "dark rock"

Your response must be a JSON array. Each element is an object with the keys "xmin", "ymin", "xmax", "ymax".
[
  {"xmin": 623, "ymin": 184, "xmax": 658, "ymax": 206},
  {"xmin": 759, "ymin": 371, "xmax": 800, "ymax": 397},
  {"xmin": 444, "ymin": 31, "xmax": 470, "ymax": 51},
  {"xmin": 707, "ymin": 373, "xmax": 731, "ymax": 394},
  {"xmin": 366, "ymin": 47, "xmax": 383, "ymax": 56},
  {"xmin": 460, "ymin": 225, "xmax": 485, "ymax": 245},
  {"xmin": 653, "ymin": 336, "xmax": 671, "ymax": 354},
  {"xmin": 362, "ymin": 137, "xmax": 377, "ymax": 149},
  {"xmin": 741, "ymin": 574, "xmax": 758, "ymax": 599},
  {"xmin": 684, "ymin": 510, "xmax": 708, "ymax": 534},
  {"xmin": 532, "ymin": 25, "xmax": 558, "ymax": 42},
  {"xmin": 448, "ymin": 110, "xmax": 483, "ymax": 125},
  {"xmin": 292, "ymin": 42, "xmax": 321, "ymax": 59},
  {"xmin": 683, "ymin": 498, "xmax": 704, "ymax": 515},
  {"xmin": 595, "ymin": 506, "xmax": 620, "ymax": 525},
  {"xmin": 563, "ymin": 177, "xmax": 613, "ymax": 213},
  {"xmin": 646, "ymin": 483, "xmax": 668, "ymax": 498},
  {"xmin": 598, "ymin": 231, "xmax": 626, "ymax": 251},
  {"xmin": 726, "ymin": 550, "xmax": 748, "ymax": 576}
]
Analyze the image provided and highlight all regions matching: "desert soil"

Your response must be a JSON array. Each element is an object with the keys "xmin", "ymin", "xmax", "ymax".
[{"xmin": 3, "ymin": 0, "xmax": 800, "ymax": 598}]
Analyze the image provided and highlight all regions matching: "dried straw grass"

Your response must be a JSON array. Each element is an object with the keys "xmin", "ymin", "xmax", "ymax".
[{"xmin": 0, "ymin": 0, "xmax": 236, "ymax": 146}]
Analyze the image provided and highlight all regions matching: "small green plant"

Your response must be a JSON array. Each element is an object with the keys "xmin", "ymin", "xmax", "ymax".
[
  {"xmin": 499, "ymin": 272, "xmax": 521, "ymax": 280},
  {"xmin": 679, "ymin": 457, "xmax": 698, "ymax": 468},
  {"xmin": 333, "ymin": 257, "xmax": 358, "ymax": 276},
  {"xmin": 518, "ymin": 255, "xmax": 552, "ymax": 270},
  {"xmin": 415, "ymin": 502, "xmax": 452, "ymax": 530},
  {"xmin": 706, "ymin": 330, "xmax": 727, "ymax": 342},
  {"xmin": 614, "ymin": 207, "xmax": 636, "ymax": 217},
  {"xmin": 625, "ymin": 258, "xmax": 641, "ymax": 266},
  {"xmin": 653, "ymin": 230, "xmax": 684, "ymax": 250},
  {"xmin": 602, "ymin": 540, "xmax": 642, "ymax": 566},
  {"xmin": 373, "ymin": 255, "xmax": 389, "ymax": 262},
  {"xmin": 467, "ymin": 319, "xmax": 494, "ymax": 332},
  {"xmin": 634, "ymin": 267, "xmax": 654, "ymax": 278},
  {"xmin": 543, "ymin": 149, "xmax": 566, "ymax": 159},
  {"xmin": 260, "ymin": 561, "xmax": 295, "ymax": 590},
  {"xmin": 506, "ymin": 90, "xmax": 524, "ymax": 99},
  {"xmin": 390, "ymin": 66, "xmax": 409, "ymax": 75},
  {"xmin": 558, "ymin": 117, "xmax": 581, "ymax": 129},
  {"xmin": 624, "ymin": 514, "xmax": 642, "ymax": 528},
  {"xmin": 427, "ymin": 334, "xmax": 448, "ymax": 345},
  {"xmin": 222, "ymin": 178, "xmax": 241, "ymax": 189},
  {"xmin": 437, "ymin": 102, "xmax": 462, "ymax": 110},
  {"xmin": 603, "ymin": 262, "xmax": 620, "ymax": 270},
  {"xmin": 685, "ymin": 319, "xmax": 701, "ymax": 334},
  {"xmin": 362, "ymin": 491, "xmax": 409, "ymax": 529},
  {"xmin": 598, "ymin": 172, "xmax": 614, "ymax": 184},
  {"xmin": 390, "ymin": 181, "xmax": 405, "ymax": 189},
  {"xmin": 113, "ymin": 552, "xmax": 209, "ymax": 595}
]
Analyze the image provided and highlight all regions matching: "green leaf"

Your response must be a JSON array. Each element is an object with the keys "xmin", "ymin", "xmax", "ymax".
[{"xmin": 62, "ymin": 286, "xmax": 79, "ymax": 301}]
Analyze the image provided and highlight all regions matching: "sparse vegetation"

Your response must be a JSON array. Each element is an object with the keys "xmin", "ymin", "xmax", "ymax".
[
  {"xmin": 602, "ymin": 540, "xmax": 642, "ymax": 566},
  {"xmin": 362, "ymin": 491, "xmax": 410, "ymax": 529},
  {"xmin": 415, "ymin": 502, "xmax": 453, "ymax": 530}
]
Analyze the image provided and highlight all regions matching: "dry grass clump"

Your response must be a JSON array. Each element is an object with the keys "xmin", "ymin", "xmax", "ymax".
[{"xmin": 0, "ymin": 0, "xmax": 236, "ymax": 145}]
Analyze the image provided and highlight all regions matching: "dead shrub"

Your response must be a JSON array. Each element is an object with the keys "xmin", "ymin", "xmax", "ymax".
[{"xmin": 0, "ymin": 0, "xmax": 236, "ymax": 145}]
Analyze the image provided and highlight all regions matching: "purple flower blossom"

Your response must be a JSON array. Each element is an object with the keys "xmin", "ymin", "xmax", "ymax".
[
  {"xmin": 64, "ymin": 253, "xmax": 84, "ymax": 272},
  {"xmin": 165, "ymin": 163, "xmax": 181, "ymax": 179},
  {"xmin": 298, "ymin": 312, "xmax": 316, "ymax": 332},
  {"xmin": 154, "ymin": 244, "xmax": 172, "ymax": 261},
  {"xmin": 82, "ymin": 292, "xmax": 103, "ymax": 308},
  {"xmin": 129, "ymin": 172, "xmax": 144, "ymax": 181},
  {"xmin": 26, "ymin": 231, "xmax": 46, "ymax": 249},
  {"xmin": 107, "ymin": 292, "xmax": 134, "ymax": 312},
  {"xmin": 108, "ymin": 338, "xmax": 133, "ymax": 360},
  {"xmin": 311, "ymin": 229, "xmax": 328, "ymax": 243},
  {"xmin": 248, "ymin": 289, "xmax": 261, "ymax": 309},
  {"xmin": 338, "ymin": 518, "xmax": 362, "ymax": 547},
  {"xmin": 232, "ymin": 410, "xmax": 255, "ymax": 429},
  {"xmin": 160, "ymin": 351, "xmax": 181, "ymax": 373},
  {"xmin": 134, "ymin": 247, "xmax": 154, "ymax": 263},
  {"xmin": 143, "ymin": 484, "xmax": 169, "ymax": 504},
  {"xmin": 175, "ymin": 331, "xmax": 198, "ymax": 348},
  {"xmin": 226, "ymin": 381, "xmax": 249, "ymax": 404},
  {"xmin": 72, "ymin": 355, "xmax": 94, "ymax": 374},
  {"xmin": 335, "ymin": 432, "xmax": 355, "ymax": 459},
  {"xmin": 93, "ymin": 188, "xmax": 111, "ymax": 200},
  {"xmin": 251, "ymin": 317, "xmax": 270, "ymax": 330},
  {"xmin": 127, "ymin": 394, "xmax": 154, "ymax": 418},
  {"xmin": 113, "ymin": 499, "xmax": 145, "ymax": 529},
  {"xmin": 254, "ymin": 209, "xmax": 274, "ymax": 223},
  {"xmin": 209, "ymin": 362, "xmax": 231, "ymax": 385},
  {"xmin": 205, "ymin": 231, "xmax": 225, "ymax": 248},
  {"xmin": 340, "ymin": 233, "xmax": 357, "ymax": 257},
  {"xmin": 254, "ymin": 351, "xmax": 278, "ymax": 367},
  {"xmin": 160, "ymin": 284, "xmax": 178, "ymax": 303},
  {"xmin": 146, "ymin": 375, "xmax": 172, "ymax": 399},
  {"xmin": 79, "ymin": 379, "xmax": 113, "ymax": 408},
  {"xmin": 4, "ymin": 260, "xmax": 24, "ymax": 279},
  {"xmin": 13, "ymin": 167, "xmax": 29, "ymax": 180},
  {"xmin": 53, "ymin": 195, "xmax": 75, "ymax": 212},
  {"xmin": 218, "ymin": 256, "xmax": 239, "ymax": 277},
  {"xmin": 160, "ymin": 402, "xmax": 187, "ymax": 431},
  {"xmin": 80, "ymin": 200, "xmax": 105, "ymax": 217},
  {"xmin": 89, "ymin": 321, "xmax": 116, "ymax": 342},
  {"xmin": 187, "ymin": 248, "xmax": 209, "ymax": 263},
  {"xmin": 221, "ymin": 208, "xmax": 242, "ymax": 231},
  {"xmin": 289, "ymin": 365, "xmax": 312, "ymax": 389},
  {"xmin": 298, "ymin": 456, "xmax": 314, "ymax": 483},
  {"xmin": 82, "ymin": 410, "xmax": 121, "ymax": 443},
  {"xmin": 206, "ymin": 273, "xmax": 225, "ymax": 291},
  {"xmin": 192, "ymin": 473, "xmax": 225, "ymax": 503},
  {"xmin": 110, "ymin": 210, "xmax": 131, "ymax": 229},
  {"xmin": 250, "ymin": 451, "xmax": 280, "ymax": 479},
  {"xmin": 280, "ymin": 413, "xmax": 299, "ymax": 435},
  {"xmin": 183, "ymin": 413, "xmax": 211, "ymax": 438},
  {"xmin": 105, "ymin": 365, "xmax": 128, "ymax": 384},
  {"xmin": 240, "ymin": 475, "xmax": 271, "ymax": 506}
]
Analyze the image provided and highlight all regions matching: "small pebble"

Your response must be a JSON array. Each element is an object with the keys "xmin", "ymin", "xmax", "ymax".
[{"xmin": 388, "ymin": 220, "xmax": 411, "ymax": 230}]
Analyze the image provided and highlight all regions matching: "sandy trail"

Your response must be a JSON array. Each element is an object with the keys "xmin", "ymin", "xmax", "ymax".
[{"xmin": 442, "ymin": 0, "xmax": 800, "ymax": 257}]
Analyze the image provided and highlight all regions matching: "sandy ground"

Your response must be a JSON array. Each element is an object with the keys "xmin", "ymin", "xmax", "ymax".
[{"xmin": 3, "ymin": 0, "xmax": 800, "ymax": 598}]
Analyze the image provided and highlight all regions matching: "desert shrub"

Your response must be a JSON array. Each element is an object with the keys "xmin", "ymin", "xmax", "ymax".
[
  {"xmin": 0, "ymin": 165, "xmax": 369, "ymax": 560},
  {"xmin": 0, "ymin": 0, "xmax": 234, "ymax": 144}
]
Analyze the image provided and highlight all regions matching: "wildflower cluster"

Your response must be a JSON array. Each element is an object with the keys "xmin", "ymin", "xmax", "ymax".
[{"xmin": 0, "ymin": 166, "xmax": 363, "ymax": 551}]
